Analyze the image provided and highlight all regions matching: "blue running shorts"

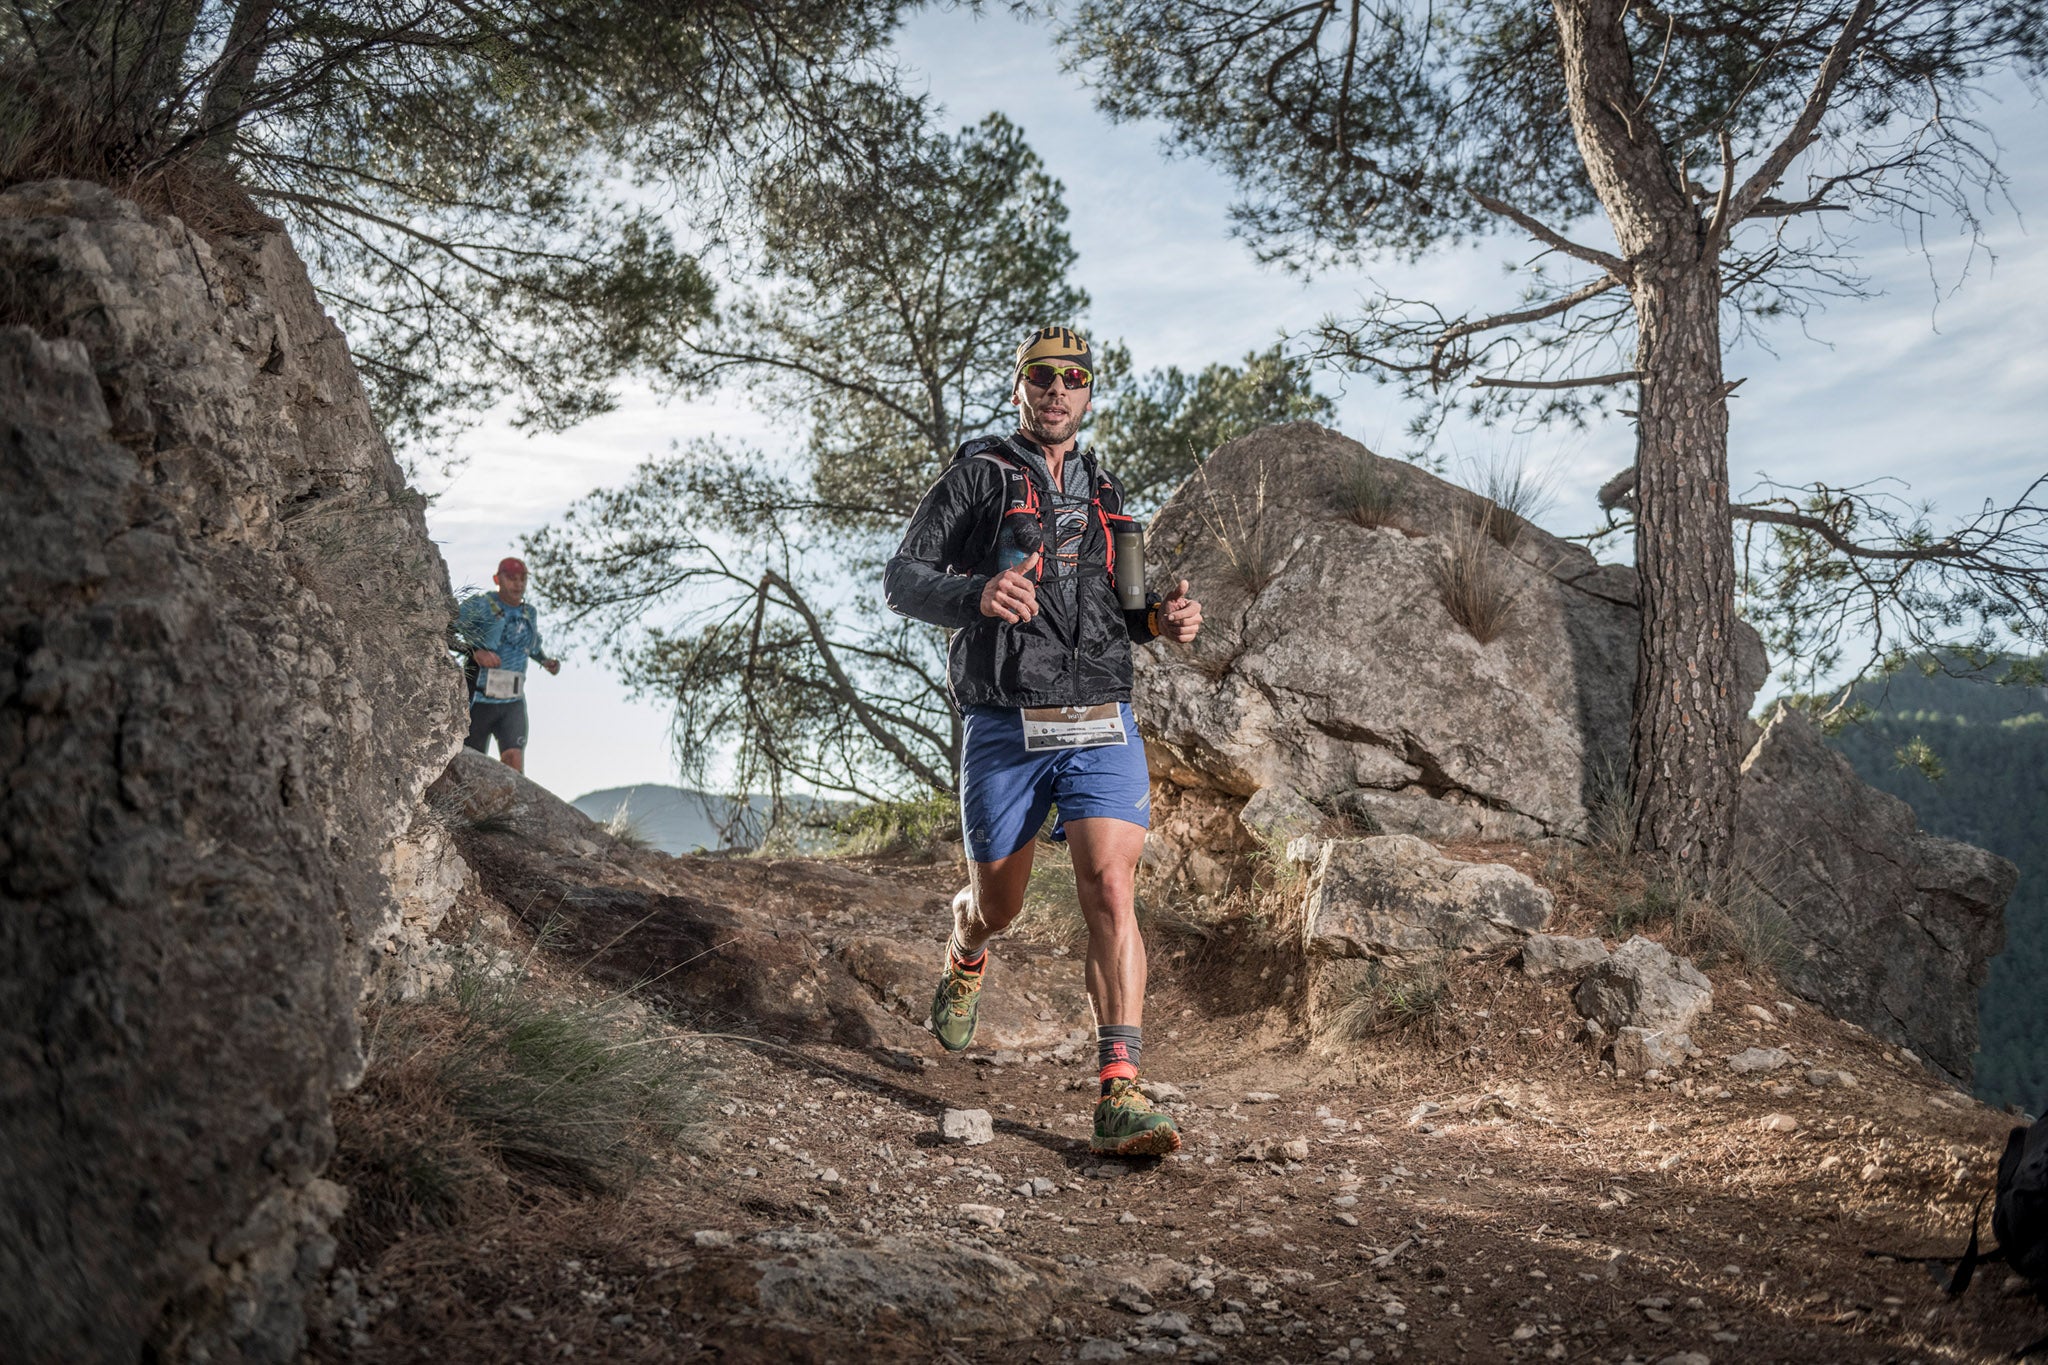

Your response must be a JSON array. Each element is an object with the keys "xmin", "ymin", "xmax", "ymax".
[{"xmin": 958, "ymin": 702, "xmax": 1152, "ymax": 863}]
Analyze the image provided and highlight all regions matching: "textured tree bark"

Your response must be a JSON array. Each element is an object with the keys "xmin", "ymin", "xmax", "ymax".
[
  {"xmin": 1552, "ymin": 0, "xmax": 1742, "ymax": 877},
  {"xmin": 1627, "ymin": 265, "xmax": 1740, "ymax": 875}
]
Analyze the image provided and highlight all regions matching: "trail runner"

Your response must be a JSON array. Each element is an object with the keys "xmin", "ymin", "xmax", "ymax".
[
  {"xmin": 452, "ymin": 556, "xmax": 560, "ymax": 774},
  {"xmin": 884, "ymin": 326, "xmax": 1204, "ymax": 1156}
]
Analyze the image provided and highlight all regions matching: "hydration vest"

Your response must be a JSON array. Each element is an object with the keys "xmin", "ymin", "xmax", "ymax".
[{"xmin": 965, "ymin": 438, "xmax": 1138, "ymax": 585}]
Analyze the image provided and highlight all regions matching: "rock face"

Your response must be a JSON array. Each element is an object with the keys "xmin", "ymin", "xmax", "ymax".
[
  {"xmin": 1573, "ymin": 936, "xmax": 1714, "ymax": 1033},
  {"xmin": 0, "ymin": 182, "xmax": 464, "ymax": 1361},
  {"xmin": 1736, "ymin": 705, "xmax": 2015, "ymax": 1082},
  {"xmin": 1295, "ymin": 834, "xmax": 1554, "ymax": 964},
  {"xmin": 1132, "ymin": 421, "xmax": 2012, "ymax": 1082},
  {"xmin": 1134, "ymin": 424, "xmax": 1769, "ymax": 856}
]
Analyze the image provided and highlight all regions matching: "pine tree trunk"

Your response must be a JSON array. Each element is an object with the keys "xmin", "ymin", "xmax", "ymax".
[
  {"xmin": 1553, "ymin": 0, "xmax": 1742, "ymax": 878},
  {"xmin": 1627, "ymin": 265, "xmax": 1740, "ymax": 877}
]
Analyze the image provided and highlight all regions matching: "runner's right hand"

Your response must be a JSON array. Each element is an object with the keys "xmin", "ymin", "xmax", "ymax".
[
  {"xmin": 979, "ymin": 553, "xmax": 1041, "ymax": 623},
  {"xmin": 473, "ymin": 649, "xmax": 502, "ymax": 667}
]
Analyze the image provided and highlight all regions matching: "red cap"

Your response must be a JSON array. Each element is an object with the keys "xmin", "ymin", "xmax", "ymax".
[{"xmin": 496, "ymin": 556, "xmax": 528, "ymax": 578}]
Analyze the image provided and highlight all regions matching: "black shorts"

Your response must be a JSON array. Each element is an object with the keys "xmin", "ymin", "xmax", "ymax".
[{"xmin": 465, "ymin": 699, "xmax": 529, "ymax": 754}]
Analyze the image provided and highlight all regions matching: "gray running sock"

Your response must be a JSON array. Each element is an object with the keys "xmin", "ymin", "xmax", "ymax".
[
  {"xmin": 947, "ymin": 932, "xmax": 986, "ymax": 970},
  {"xmin": 1097, "ymin": 1024, "xmax": 1142, "ymax": 1091}
]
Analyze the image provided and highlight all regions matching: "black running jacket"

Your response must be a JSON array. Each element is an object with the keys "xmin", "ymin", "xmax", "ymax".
[{"xmin": 885, "ymin": 434, "xmax": 1158, "ymax": 710}]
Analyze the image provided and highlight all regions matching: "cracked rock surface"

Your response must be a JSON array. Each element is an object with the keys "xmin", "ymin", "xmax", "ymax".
[
  {"xmin": 0, "ymin": 181, "xmax": 464, "ymax": 1361},
  {"xmin": 1736, "ymin": 704, "xmax": 2015, "ymax": 1082},
  {"xmin": 1132, "ymin": 424, "xmax": 1768, "ymax": 867}
]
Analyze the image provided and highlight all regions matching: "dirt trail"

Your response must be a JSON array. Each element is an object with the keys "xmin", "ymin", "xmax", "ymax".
[{"xmin": 333, "ymin": 842, "xmax": 2044, "ymax": 1365}]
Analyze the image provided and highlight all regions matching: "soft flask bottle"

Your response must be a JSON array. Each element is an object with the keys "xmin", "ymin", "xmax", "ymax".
[
  {"xmin": 1113, "ymin": 521, "xmax": 1147, "ymax": 610},
  {"xmin": 998, "ymin": 513, "xmax": 1043, "ymax": 572}
]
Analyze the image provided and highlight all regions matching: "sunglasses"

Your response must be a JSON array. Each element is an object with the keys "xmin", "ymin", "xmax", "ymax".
[{"xmin": 1021, "ymin": 363, "xmax": 1093, "ymax": 391}]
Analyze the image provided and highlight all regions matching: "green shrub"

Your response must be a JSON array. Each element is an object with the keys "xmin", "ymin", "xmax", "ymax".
[{"xmin": 829, "ymin": 792, "xmax": 960, "ymax": 856}]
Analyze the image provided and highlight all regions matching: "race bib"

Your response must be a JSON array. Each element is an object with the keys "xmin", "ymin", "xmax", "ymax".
[
  {"xmin": 480, "ymin": 667, "xmax": 524, "ymax": 700},
  {"xmin": 1022, "ymin": 703, "xmax": 1126, "ymax": 752}
]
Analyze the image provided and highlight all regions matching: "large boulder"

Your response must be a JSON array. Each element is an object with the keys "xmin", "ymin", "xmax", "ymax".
[
  {"xmin": 1736, "ymin": 705, "xmax": 2015, "ymax": 1083},
  {"xmin": 1132, "ymin": 421, "xmax": 2013, "ymax": 1083},
  {"xmin": 1134, "ymin": 424, "xmax": 1770, "ymax": 855},
  {"xmin": 0, "ymin": 182, "xmax": 464, "ymax": 1361},
  {"xmin": 1295, "ymin": 834, "xmax": 1554, "ymax": 964}
]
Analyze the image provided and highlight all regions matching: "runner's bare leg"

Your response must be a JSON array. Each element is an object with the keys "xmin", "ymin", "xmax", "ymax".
[
  {"xmin": 1063, "ymin": 817, "xmax": 1147, "ymax": 1028},
  {"xmin": 954, "ymin": 842, "xmax": 1035, "ymax": 957}
]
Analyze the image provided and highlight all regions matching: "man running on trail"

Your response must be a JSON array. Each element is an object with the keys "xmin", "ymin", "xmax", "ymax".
[
  {"xmin": 453, "ymin": 556, "xmax": 560, "ymax": 774},
  {"xmin": 884, "ymin": 326, "xmax": 1204, "ymax": 1157}
]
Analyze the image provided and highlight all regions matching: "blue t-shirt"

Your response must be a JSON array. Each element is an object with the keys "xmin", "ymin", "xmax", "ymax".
[{"xmin": 455, "ymin": 592, "xmax": 546, "ymax": 705}]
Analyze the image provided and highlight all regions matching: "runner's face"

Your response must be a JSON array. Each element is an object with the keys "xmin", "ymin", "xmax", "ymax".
[
  {"xmin": 494, "ymin": 569, "xmax": 527, "ymax": 604},
  {"xmin": 1014, "ymin": 367, "xmax": 1091, "ymax": 447}
]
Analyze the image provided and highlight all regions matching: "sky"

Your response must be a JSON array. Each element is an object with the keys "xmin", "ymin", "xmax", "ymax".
[{"xmin": 424, "ymin": 6, "xmax": 2048, "ymax": 803}]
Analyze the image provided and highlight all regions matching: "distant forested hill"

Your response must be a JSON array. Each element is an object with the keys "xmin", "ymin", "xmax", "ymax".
[{"xmin": 1822, "ymin": 664, "xmax": 2048, "ymax": 1110}]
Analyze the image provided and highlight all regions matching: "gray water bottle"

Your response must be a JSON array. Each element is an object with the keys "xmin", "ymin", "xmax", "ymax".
[{"xmin": 1113, "ymin": 521, "xmax": 1147, "ymax": 610}]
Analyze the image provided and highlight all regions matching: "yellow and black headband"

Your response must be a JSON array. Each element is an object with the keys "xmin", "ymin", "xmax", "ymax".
[{"xmin": 1015, "ymin": 325, "xmax": 1092, "ymax": 377}]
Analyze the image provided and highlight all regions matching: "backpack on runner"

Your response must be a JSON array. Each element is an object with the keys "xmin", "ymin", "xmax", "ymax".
[{"xmin": 955, "ymin": 437, "xmax": 1139, "ymax": 586}]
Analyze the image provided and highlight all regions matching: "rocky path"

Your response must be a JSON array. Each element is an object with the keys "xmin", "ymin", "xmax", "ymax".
[{"xmin": 338, "ymin": 766, "xmax": 2044, "ymax": 1363}]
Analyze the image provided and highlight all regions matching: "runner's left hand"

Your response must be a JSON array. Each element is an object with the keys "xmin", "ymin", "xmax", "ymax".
[
  {"xmin": 542, "ymin": 658, "xmax": 561, "ymax": 675},
  {"xmin": 1159, "ymin": 579, "xmax": 1202, "ymax": 644}
]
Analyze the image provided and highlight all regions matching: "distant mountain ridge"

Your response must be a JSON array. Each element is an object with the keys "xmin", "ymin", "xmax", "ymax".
[{"xmin": 570, "ymin": 784, "xmax": 765, "ymax": 855}]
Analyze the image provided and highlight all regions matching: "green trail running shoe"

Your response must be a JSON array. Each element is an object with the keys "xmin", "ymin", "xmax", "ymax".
[
  {"xmin": 1091, "ymin": 1078, "xmax": 1182, "ymax": 1157},
  {"xmin": 928, "ymin": 955, "xmax": 985, "ymax": 1052}
]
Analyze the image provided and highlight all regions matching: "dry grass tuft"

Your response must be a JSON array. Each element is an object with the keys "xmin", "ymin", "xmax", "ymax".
[
  {"xmin": 1432, "ymin": 509, "xmax": 1525, "ymax": 643},
  {"xmin": 1189, "ymin": 459, "xmax": 1292, "ymax": 595},
  {"xmin": 1319, "ymin": 956, "xmax": 1453, "ymax": 1044},
  {"xmin": 1544, "ymin": 837, "xmax": 1796, "ymax": 975},
  {"xmin": 602, "ymin": 804, "xmax": 654, "ymax": 851},
  {"xmin": 1006, "ymin": 844, "xmax": 1090, "ymax": 951},
  {"xmin": 331, "ymin": 972, "xmax": 705, "ymax": 1264},
  {"xmin": 1335, "ymin": 449, "xmax": 1401, "ymax": 529},
  {"xmin": 1469, "ymin": 452, "xmax": 1557, "ymax": 547}
]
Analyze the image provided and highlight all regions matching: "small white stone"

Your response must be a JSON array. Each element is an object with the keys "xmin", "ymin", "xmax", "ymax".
[
  {"xmin": 955, "ymin": 1203, "xmax": 1005, "ymax": 1229},
  {"xmin": 941, "ymin": 1108, "xmax": 995, "ymax": 1145}
]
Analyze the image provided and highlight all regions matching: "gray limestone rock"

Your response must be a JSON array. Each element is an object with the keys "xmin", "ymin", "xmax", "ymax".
[
  {"xmin": 1573, "ymin": 936, "xmax": 1713, "ymax": 1033},
  {"xmin": 1133, "ymin": 425, "xmax": 1769, "ymax": 873},
  {"xmin": 1736, "ymin": 705, "xmax": 2015, "ymax": 1083},
  {"xmin": 1238, "ymin": 785, "xmax": 1322, "ymax": 844},
  {"xmin": 752, "ymin": 1236, "xmax": 1052, "ymax": 1337},
  {"xmin": 1612, "ymin": 1028, "xmax": 1693, "ymax": 1076},
  {"xmin": 1726, "ymin": 1046, "xmax": 1794, "ymax": 1075},
  {"xmin": 1521, "ymin": 933, "xmax": 1611, "ymax": 980},
  {"xmin": 1299, "ymin": 835, "xmax": 1555, "ymax": 964},
  {"xmin": 942, "ymin": 1109, "xmax": 995, "ymax": 1145},
  {"xmin": 0, "ymin": 182, "xmax": 463, "ymax": 1362}
]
